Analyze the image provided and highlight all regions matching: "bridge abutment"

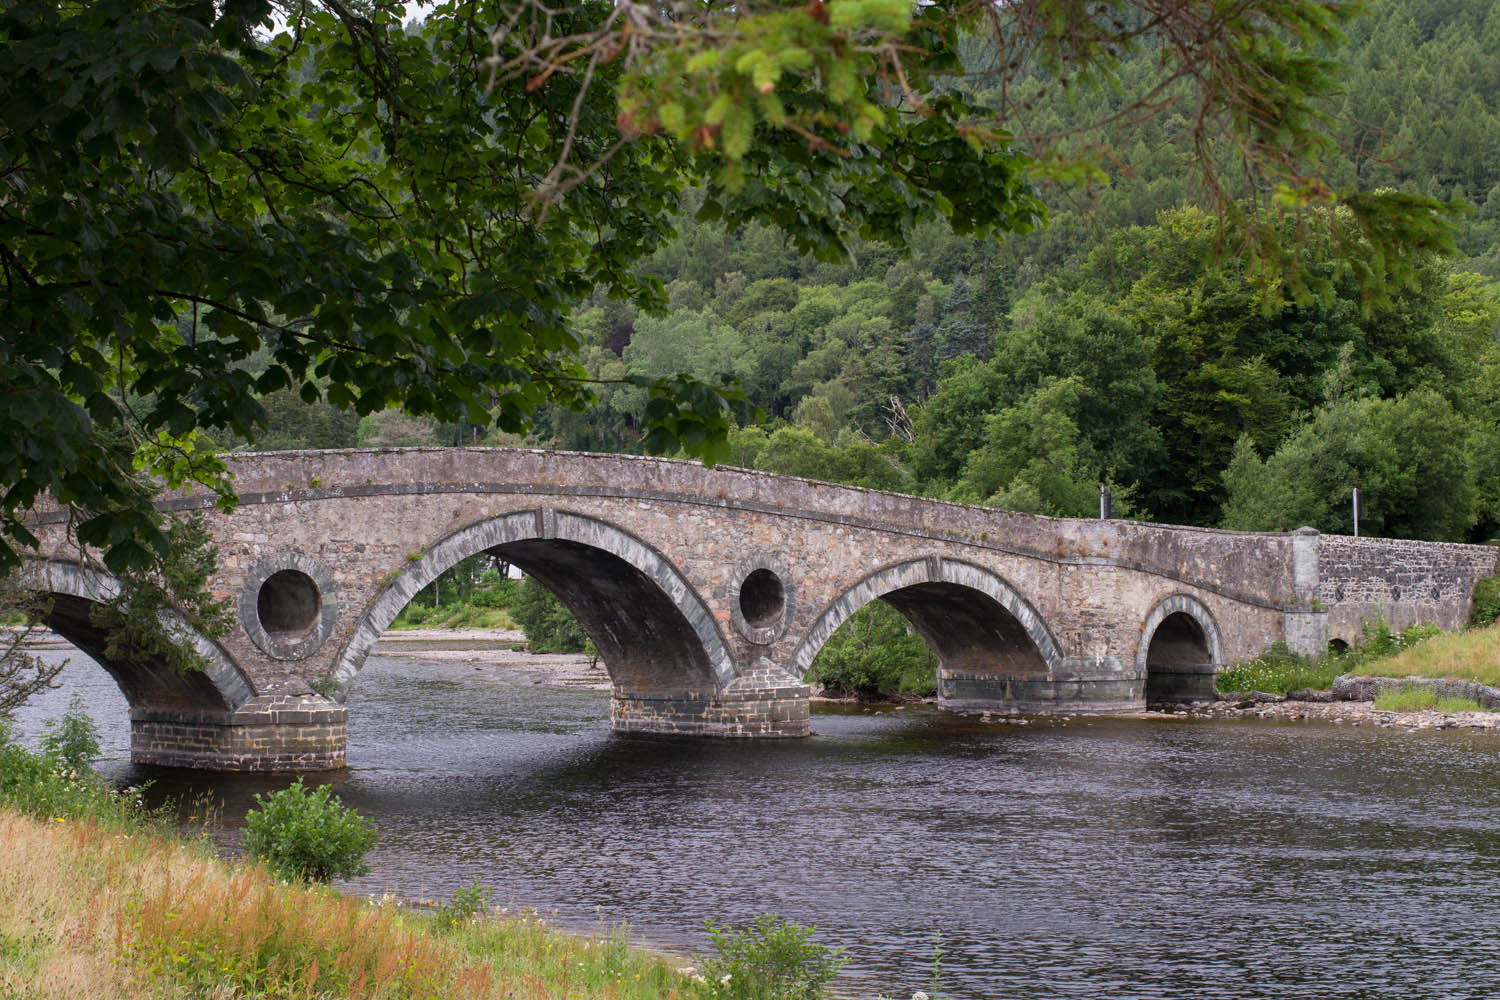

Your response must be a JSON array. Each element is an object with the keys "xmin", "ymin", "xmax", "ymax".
[
  {"xmin": 610, "ymin": 666, "xmax": 812, "ymax": 737},
  {"xmin": 938, "ymin": 657, "xmax": 1144, "ymax": 715},
  {"xmin": 129, "ymin": 695, "xmax": 346, "ymax": 772}
]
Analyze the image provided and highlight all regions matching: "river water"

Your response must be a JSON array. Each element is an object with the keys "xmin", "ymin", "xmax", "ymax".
[{"xmin": 11, "ymin": 644, "xmax": 1500, "ymax": 999}]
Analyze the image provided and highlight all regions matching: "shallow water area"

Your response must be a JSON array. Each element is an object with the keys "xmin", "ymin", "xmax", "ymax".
[{"xmin": 12, "ymin": 642, "xmax": 1500, "ymax": 999}]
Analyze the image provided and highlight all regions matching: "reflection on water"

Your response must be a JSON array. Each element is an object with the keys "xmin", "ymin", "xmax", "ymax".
[{"xmin": 11, "ymin": 647, "xmax": 1500, "ymax": 998}]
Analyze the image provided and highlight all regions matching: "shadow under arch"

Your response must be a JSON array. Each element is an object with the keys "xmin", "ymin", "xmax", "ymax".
[
  {"xmin": 13, "ymin": 559, "xmax": 256, "ymax": 713},
  {"xmin": 1137, "ymin": 594, "xmax": 1223, "ymax": 705},
  {"xmin": 331, "ymin": 509, "xmax": 734, "ymax": 697},
  {"xmin": 789, "ymin": 556, "xmax": 1063, "ymax": 687}
]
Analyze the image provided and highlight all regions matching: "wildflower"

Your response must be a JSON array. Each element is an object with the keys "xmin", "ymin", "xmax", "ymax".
[
  {"xmin": 720, "ymin": 973, "xmax": 732, "ymax": 985},
  {"xmin": 913, "ymin": 993, "xmax": 931, "ymax": 1000}
]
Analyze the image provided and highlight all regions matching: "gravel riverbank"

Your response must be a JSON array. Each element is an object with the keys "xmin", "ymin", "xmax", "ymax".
[
  {"xmin": 371, "ymin": 627, "xmax": 610, "ymax": 690},
  {"xmin": 1172, "ymin": 694, "xmax": 1500, "ymax": 730}
]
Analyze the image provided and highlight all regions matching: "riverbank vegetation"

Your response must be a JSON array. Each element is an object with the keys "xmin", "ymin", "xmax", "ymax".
[
  {"xmin": 1372, "ymin": 686, "xmax": 1489, "ymax": 714},
  {"xmin": 0, "ymin": 803, "xmax": 695, "ymax": 1000},
  {"xmin": 2, "ymin": 702, "xmax": 856, "ymax": 1000},
  {"xmin": 389, "ymin": 556, "xmax": 520, "ymax": 633},
  {"xmin": 5, "ymin": 719, "xmax": 826, "ymax": 1000},
  {"xmin": 1363, "ymin": 624, "xmax": 1500, "ymax": 690},
  {"xmin": 804, "ymin": 603, "xmax": 939, "ymax": 699},
  {"xmin": 1218, "ymin": 619, "xmax": 1500, "ymax": 696}
]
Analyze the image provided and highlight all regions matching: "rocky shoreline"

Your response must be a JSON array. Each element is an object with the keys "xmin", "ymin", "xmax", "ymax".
[{"xmin": 1167, "ymin": 689, "xmax": 1500, "ymax": 731}]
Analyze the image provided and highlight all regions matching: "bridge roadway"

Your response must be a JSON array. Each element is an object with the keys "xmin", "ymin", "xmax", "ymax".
[{"xmin": 20, "ymin": 449, "xmax": 1500, "ymax": 771}]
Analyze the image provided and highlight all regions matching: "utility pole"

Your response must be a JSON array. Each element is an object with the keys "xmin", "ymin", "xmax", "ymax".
[{"xmin": 1352, "ymin": 487, "xmax": 1361, "ymax": 537}]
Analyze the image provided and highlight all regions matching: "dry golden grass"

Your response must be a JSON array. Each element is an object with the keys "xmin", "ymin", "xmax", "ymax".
[
  {"xmin": 0, "ymin": 809, "xmax": 688, "ymax": 1000},
  {"xmin": 1365, "ymin": 622, "xmax": 1500, "ymax": 688}
]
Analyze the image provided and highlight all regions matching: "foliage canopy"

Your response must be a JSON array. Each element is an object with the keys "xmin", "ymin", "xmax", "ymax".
[{"xmin": 0, "ymin": 0, "xmax": 1457, "ymax": 577}]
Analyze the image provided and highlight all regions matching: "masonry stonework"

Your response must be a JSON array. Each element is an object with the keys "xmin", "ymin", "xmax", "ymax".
[{"xmin": 24, "ymin": 449, "xmax": 1500, "ymax": 771}]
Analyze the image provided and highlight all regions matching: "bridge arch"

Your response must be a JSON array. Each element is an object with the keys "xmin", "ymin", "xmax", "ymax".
[
  {"xmin": 330, "ymin": 509, "xmax": 735, "ymax": 696},
  {"xmin": 1137, "ymin": 593, "xmax": 1223, "ymax": 704},
  {"xmin": 789, "ymin": 557, "xmax": 1063, "ymax": 681},
  {"xmin": 13, "ymin": 559, "xmax": 256, "ymax": 713}
]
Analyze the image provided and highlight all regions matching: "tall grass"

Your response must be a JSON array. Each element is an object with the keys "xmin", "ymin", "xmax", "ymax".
[
  {"xmin": 0, "ymin": 805, "xmax": 692, "ymax": 1000},
  {"xmin": 0, "ymin": 726, "xmax": 692, "ymax": 1000},
  {"xmin": 1366, "ymin": 622, "xmax": 1500, "ymax": 688}
]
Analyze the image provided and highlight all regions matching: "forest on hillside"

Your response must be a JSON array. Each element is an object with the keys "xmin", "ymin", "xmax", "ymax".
[{"xmin": 238, "ymin": 0, "xmax": 1500, "ymax": 545}]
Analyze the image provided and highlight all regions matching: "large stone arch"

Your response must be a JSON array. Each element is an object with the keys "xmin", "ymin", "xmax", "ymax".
[
  {"xmin": 789, "ymin": 556, "xmax": 1063, "ymax": 683},
  {"xmin": 330, "ymin": 508, "xmax": 735, "ymax": 696},
  {"xmin": 14, "ymin": 559, "xmax": 256, "ymax": 713},
  {"xmin": 1137, "ymin": 593, "xmax": 1223, "ymax": 704}
]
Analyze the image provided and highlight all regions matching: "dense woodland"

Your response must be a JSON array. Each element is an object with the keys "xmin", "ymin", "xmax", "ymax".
[{"xmin": 240, "ymin": 0, "xmax": 1500, "ymax": 545}]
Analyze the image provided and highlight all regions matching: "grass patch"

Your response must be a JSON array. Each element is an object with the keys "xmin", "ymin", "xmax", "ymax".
[
  {"xmin": 1373, "ymin": 685, "xmax": 1438, "ymax": 712},
  {"xmin": 1371, "ymin": 686, "xmax": 1492, "ymax": 713},
  {"xmin": 1364, "ymin": 622, "xmax": 1500, "ymax": 689},
  {"xmin": 1436, "ymin": 696, "xmax": 1490, "ymax": 713},
  {"xmin": 390, "ymin": 603, "xmax": 516, "ymax": 631}
]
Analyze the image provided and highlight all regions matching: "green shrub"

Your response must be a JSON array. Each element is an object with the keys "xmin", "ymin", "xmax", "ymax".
[
  {"xmin": 241, "ymin": 778, "xmax": 378, "ymax": 883},
  {"xmin": 39, "ymin": 691, "xmax": 100, "ymax": 771},
  {"xmin": 1471, "ymin": 575, "xmax": 1500, "ymax": 629},
  {"xmin": 510, "ymin": 577, "xmax": 593, "ymax": 654},
  {"xmin": 0, "ymin": 738, "xmax": 150, "ymax": 827},
  {"xmin": 694, "ymin": 914, "xmax": 845, "ymax": 1000},
  {"xmin": 1353, "ymin": 616, "xmax": 1441, "ymax": 661},
  {"xmin": 434, "ymin": 877, "xmax": 494, "ymax": 930},
  {"xmin": 806, "ymin": 602, "xmax": 937, "ymax": 697},
  {"xmin": 472, "ymin": 578, "xmax": 519, "ymax": 609}
]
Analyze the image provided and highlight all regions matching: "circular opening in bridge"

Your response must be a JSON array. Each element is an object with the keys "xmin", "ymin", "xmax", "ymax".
[
  {"xmin": 739, "ymin": 569, "xmax": 785, "ymax": 629},
  {"xmin": 257, "ymin": 570, "xmax": 321, "ymax": 637}
]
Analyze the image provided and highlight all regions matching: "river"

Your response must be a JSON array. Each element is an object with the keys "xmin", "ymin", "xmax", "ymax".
[{"xmin": 10, "ymin": 642, "xmax": 1500, "ymax": 998}]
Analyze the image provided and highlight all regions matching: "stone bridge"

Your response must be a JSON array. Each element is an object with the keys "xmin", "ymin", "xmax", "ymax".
[{"xmin": 20, "ymin": 449, "xmax": 1500, "ymax": 771}]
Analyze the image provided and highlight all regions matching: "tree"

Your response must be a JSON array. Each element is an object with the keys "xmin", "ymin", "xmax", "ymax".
[
  {"xmin": 955, "ymin": 376, "xmax": 1108, "ymax": 517},
  {"xmin": 0, "ymin": 575, "xmax": 64, "ymax": 717},
  {"xmin": 806, "ymin": 601, "xmax": 939, "ymax": 698},
  {"xmin": 1220, "ymin": 388, "xmax": 1476, "ymax": 540},
  {"xmin": 0, "ymin": 0, "xmax": 1456, "ymax": 581}
]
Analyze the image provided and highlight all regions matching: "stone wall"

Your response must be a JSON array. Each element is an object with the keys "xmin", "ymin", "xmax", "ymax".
[{"xmin": 1317, "ymin": 534, "xmax": 1500, "ymax": 639}]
